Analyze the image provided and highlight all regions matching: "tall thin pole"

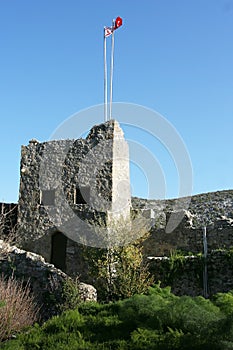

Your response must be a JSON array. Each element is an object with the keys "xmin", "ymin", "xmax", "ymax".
[
  {"xmin": 203, "ymin": 226, "xmax": 208, "ymax": 298},
  {"xmin": 104, "ymin": 30, "xmax": 108, "ymax": 122},
  {"xmin": 109, "ymin": 20, "xmax": 115, "ymax": 120}
]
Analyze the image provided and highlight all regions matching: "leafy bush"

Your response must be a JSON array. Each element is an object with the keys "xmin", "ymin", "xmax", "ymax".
[
  {"xmin": 0, "ymin": 274, "xmax": 39, "ymax": 342},
  {"xmin": 213, "ymin": 290, "xmax": 233, "ymax": 315},
  {"xmin": 60, "ymin": 276, "xmax": 80, "ymax": 312},
  {"xmin": 41, "ymin": 275, "xmax": 81, "ymax": 320},
  {"xmin": 83, "ymin": 216, "xmax": 154, "ymax": 302},
  {"xmin": 3, "ymin": 284, "xmax": 233, "ymax": 349}
]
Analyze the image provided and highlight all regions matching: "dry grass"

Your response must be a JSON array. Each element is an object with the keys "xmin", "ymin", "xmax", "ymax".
[{"xmin": 0, "ymin": 275, "xmax": 39, "ymax": 341}]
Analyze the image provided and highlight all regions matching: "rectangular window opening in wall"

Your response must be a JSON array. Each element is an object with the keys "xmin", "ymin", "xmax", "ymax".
[
  {"xmin": 40, "ymin": 189, "xmax": 55, "ymax": 206},
  {"xmin": 74, "ymin": 186, "xmax": 90, "ymax": 205}
]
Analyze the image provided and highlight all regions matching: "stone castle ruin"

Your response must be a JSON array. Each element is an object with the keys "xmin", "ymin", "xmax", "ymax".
[
  {"xmin": 16, "ymin": 120, "xmax": 131, "ymax": 276},
  {"xmin": 1, "ymin": 119, "xmax": 233, "ymax": 297}
]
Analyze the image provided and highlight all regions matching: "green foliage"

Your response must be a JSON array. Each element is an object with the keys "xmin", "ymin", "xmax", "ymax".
[
  {"xmin": 213, "ymin": 291, "xmax": 233, "ymax": 315},
  {"xmin": 84, "ymin": 216, "xmax": 154, "ymax": 301},
  {"xmin": 112, "ymin": 244, "xmax": 154, "ymax": 300},
  {"xmin": 158, "ymin": 250, "xmax": 204, "ymax": 286},
  {"xmin": 93, "ymin": 243, "xmax": 154, "ymax": 301},
  {"xmin": 60, "ymin": 277, "xmax": 80, "ymax": 312},
  {"xmin": 165, "ymin": 250, "xmax": 187, "ymax": 283},
  {"xmin": 41, "ymin": 275, "xmax": 81, "ymax": 319},
  {"xmin": 3, "ymin": 284, "xmax": 233, "ymax": 349}
]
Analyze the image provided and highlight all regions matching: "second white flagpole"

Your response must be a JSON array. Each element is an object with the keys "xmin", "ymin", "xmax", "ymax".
[
  {"xmin": 109, "ymin": 20, "xmax": 115, "ymax": 120},
  {"xmin": 104, "ymin": 29, "xmax": 108, "ymax": 122}
]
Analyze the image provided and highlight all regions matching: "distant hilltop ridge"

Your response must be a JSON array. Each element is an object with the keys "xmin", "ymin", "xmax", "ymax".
[{"xmin": 132, "ymin": 189, "xmax": 233, "ymax": 229}]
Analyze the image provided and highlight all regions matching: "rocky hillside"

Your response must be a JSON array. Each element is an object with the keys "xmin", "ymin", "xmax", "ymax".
[{"xmin": 132, "ymin": 189, "xmax": 233, "ymax": 229}]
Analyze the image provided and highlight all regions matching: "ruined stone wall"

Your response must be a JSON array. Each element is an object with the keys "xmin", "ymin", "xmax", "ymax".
[
  {"xmin": 17, "ymin": 128, "xmax": 112, "ymax": 268},
  {"xmin": 17, "ymin": 120, "xmax": 131, "ymax": 276},
  {"xmin": 137, "ymin": 190, "xmax": 233, "ymax": 298},
  {"xmin": 148, "ymin": 250, "xmax": 233, "ymax": 297},
  {"xmin": 143, "ymin": 215, "xmax": 233, "ymax": 256},
  {"xmin": 134, "ymin": 190, "xmax": 233, "ymax": 256},
  {"xmin": 18, "ymin": 135, "xmax": 111, "ymax": 242}
]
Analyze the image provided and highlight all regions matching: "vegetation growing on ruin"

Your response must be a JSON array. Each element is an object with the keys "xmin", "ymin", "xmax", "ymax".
[
  {"xmin": 2, "ymin": 284, "xmax": 233, "ymax": 349},
  {"xmin": 83, "ymin": 216, "xmax": 154, "ymax": 301},
  {"xmin": 158, "ymin": 250, "xmax": 204, "ymax": 286}
]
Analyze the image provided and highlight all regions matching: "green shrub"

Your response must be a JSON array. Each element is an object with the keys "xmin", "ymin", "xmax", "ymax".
[
  {"xmin": 60, "ymin": 277, "xmax": 81, "ymax": 312},
  {"xmin": 83, "ymin": 216, "xmax": 154, "ymax": 302},
  {"xmin": 213, "ymin": 291, "xmax": 233, "ymax": 315},
  {"xmin": 3, "ymin": 285, "xmax": 233, "ymax": 349}
]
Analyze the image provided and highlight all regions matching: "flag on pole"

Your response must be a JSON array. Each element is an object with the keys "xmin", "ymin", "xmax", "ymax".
[
  {"xmin": 104, "ymin": 17, "xmax": 123, "ymax": 38},
  {"xmin": 114, "ymin": 16, "xmax": 123, "ymax": 30},
  {"xmin": 103, "ymin": 16, "xmax": 123, "ymax": 121},
  {"xmin": 104, "ymin": 26, "xmax": 112, "ymax": 37}
]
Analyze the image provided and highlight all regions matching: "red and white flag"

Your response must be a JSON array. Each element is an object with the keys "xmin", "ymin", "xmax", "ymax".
[
  {"xmin": 104, "ymin": 17, "xmax": 123, "ymax": 37},
  {"xmin": 104, "ymin": 26, "xmax": 112, "ymax": 37},
  {"xmin": 114, "ymin": 16, "xmax": 123, "ymax": 30}
]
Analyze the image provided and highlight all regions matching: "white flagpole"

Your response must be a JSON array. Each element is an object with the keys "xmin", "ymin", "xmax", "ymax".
[
  {"xmin": 109, "ymin": 20, "xmax": 115, "ymax": 120},
  {"xmin": 104, "ymin": 29, "xmax": 108, "ymax": 122}
]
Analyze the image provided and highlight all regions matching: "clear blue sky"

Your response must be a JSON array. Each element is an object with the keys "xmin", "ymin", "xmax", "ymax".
[{"xmin": 0, "ymin": 0, "xmax": 232, "ymax": 203}]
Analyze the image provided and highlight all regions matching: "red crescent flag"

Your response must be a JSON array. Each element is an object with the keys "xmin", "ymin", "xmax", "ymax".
[{"xmin": 114, "ymin": 16, "xmax": 123, "ymax": 30}]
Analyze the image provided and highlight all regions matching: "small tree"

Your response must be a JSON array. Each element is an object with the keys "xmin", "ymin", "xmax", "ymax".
[
  {"xmin": 84, "ymin": 215, "xmax": 154, "ymax": 301},
  {"xmin": 95, "ymin": 244, "xmax": 154, "ymax": 301}
]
